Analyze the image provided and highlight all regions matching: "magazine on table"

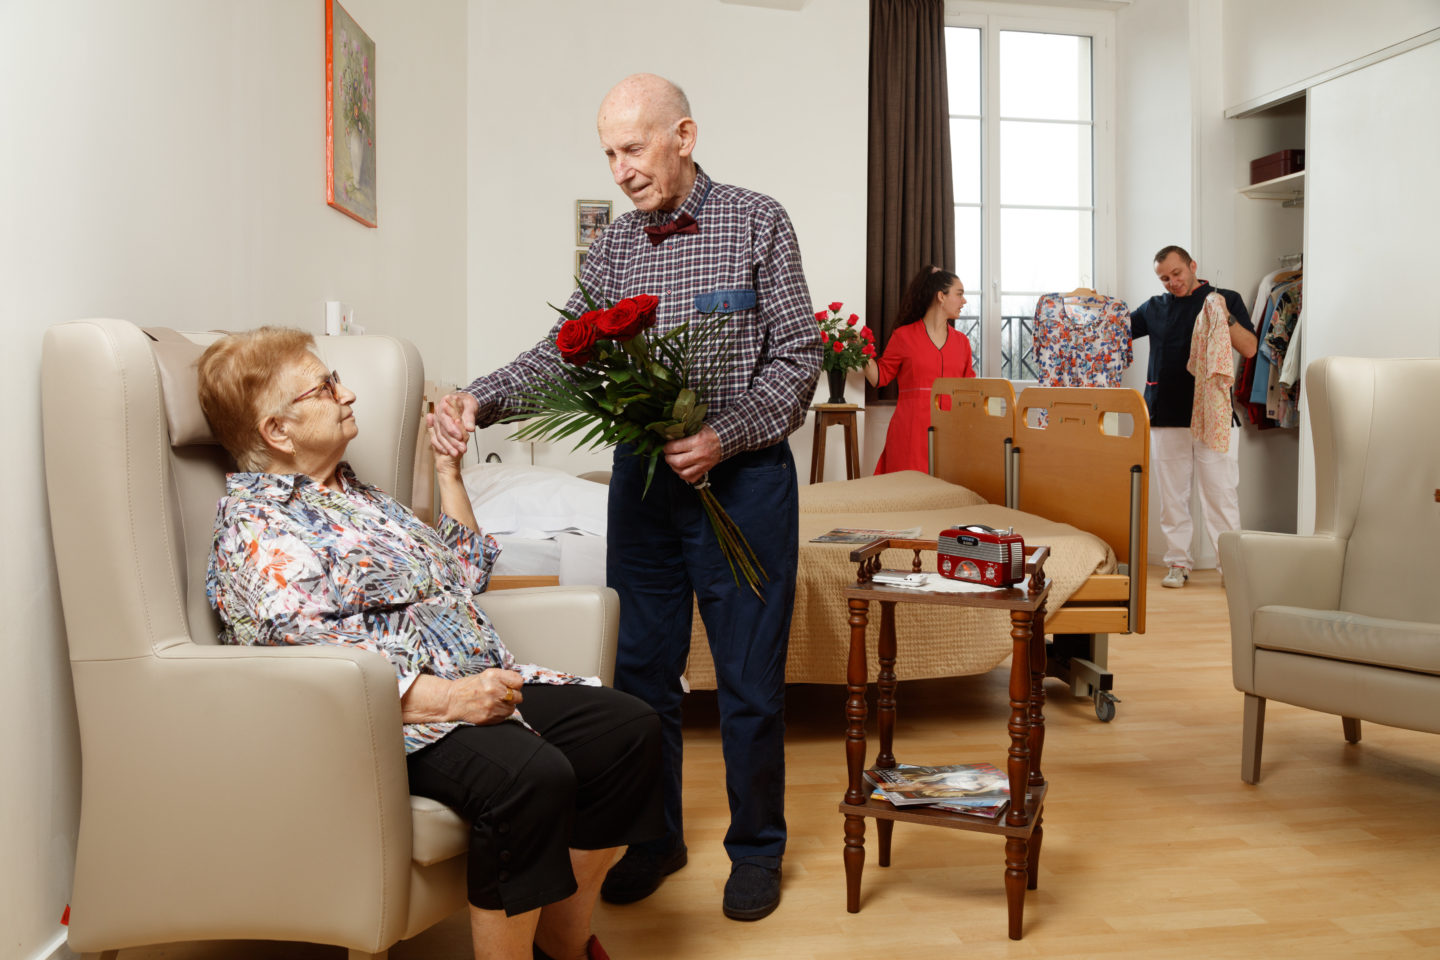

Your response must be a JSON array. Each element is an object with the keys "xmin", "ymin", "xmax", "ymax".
[
  {"xmin": 866, "ymin": 789, "xmax": 1010, "ymax": 820},
  {"xmin": 809, "ymin": 526, "xmax": 923, "ymax": 544},
  {"xmin": 864, "ymin": 762, "xmax": 1010, "ymax": 807}
]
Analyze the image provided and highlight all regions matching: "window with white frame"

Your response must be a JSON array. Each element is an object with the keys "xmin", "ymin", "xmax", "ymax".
[{"xmin": 945, "ymin": 6, "xmax": 1114, "ymax": 380}]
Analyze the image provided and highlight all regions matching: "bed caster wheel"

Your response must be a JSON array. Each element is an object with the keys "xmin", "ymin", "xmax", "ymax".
[{"xmin": 1094, "ymin": 690, "xmax": 1119, "ymax": 722}]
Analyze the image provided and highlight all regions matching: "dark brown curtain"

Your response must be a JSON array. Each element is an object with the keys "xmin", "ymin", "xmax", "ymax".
[{"xmin": 866, "ymin": 0, "xmax": 954, "ymax": 402}]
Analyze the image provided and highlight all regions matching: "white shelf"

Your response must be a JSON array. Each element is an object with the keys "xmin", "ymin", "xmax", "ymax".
[{"xmin": 1240, "ymin": 170, "xmax": 1305, "ymax": 200}]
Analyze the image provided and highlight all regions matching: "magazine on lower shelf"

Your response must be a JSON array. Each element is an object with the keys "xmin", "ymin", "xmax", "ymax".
[
  {"xmin": 864, "ymin": 762, "xmax": 1010, "ymax": 809},
  {"xmin": 866, "ymin": 788, "xmax": 1009, "ymax": 819}
]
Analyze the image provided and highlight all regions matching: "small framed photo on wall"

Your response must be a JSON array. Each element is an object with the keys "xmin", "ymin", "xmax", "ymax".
[
  {"xmin": 576, "ymin": 200, "xmax": 612, "ymax": 247},
  {"xmin": 575, "ymin": 248, "xmax": 588, "ymax": 278}
]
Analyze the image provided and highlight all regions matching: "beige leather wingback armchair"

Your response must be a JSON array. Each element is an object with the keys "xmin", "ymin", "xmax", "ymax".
[
  {"xmin": 1219, "ymin": 355, "xmax": 1440, "ymax": 785},
  {"xmin": 41, "ymin": 318, "xmax": 619, "ymax": 960}
]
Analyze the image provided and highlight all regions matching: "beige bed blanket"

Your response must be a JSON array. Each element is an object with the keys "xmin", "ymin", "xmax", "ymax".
[{"xmin": 684, "ymin": 472, "xmax": 1115, "ymax": 690}]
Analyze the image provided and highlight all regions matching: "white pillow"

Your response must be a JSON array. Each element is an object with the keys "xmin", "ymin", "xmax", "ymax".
[{"xmin": 460, "ymin": 463, "xmax": 608, "ymax": 539}]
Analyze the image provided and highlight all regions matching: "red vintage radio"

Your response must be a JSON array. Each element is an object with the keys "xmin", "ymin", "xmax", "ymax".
[{"xmin": 937, "ymin": 524, "xmax": 1025, "ymax": 587}]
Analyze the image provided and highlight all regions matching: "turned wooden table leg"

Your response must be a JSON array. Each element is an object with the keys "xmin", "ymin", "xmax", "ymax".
[
  {"xmin": 1027, "ymin": 815, "xmax": 1044, "ymax": 891},
  {"xmin": 843, "ymin": 597, "xmax": 872, "ymax": 912},
  {"xmin": 1028, "ymin": 607, "xmax": 1047, "ymax": 787},
  {"xmin": 1004, "ymin": 608, "xmax": 1034, "ymax": 939},
  {"xmin": 1005, "ymin": 835, "xmax": 1029, "ymax": 940},
  {"xmin": 875, "ymin": 600, "xmax": 897, "ymax": 866}
]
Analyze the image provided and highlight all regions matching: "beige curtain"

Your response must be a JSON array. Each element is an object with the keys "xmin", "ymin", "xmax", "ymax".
[{"xmin": 866, "ymin": 0, "xmax": 954, "ymax": 402}]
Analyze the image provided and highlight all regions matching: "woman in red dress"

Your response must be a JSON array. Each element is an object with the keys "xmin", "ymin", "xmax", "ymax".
[{"xmin": 864, "ymin": 267, "xmax": 976, "ymax": 474}]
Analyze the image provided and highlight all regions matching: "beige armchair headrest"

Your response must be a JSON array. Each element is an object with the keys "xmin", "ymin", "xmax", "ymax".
[{"xmin": 142, "ymin": 327, "xmax": 218, "ymax": 447}]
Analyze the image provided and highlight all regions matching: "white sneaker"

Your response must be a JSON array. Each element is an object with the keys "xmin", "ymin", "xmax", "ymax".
[{"xmin": 1161, "ymin": 565, "xmax": 1189, "ymax": 588}]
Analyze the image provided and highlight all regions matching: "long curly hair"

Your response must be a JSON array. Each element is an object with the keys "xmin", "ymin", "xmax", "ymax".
[{"xmin": 894, "ymin": 266, "xmax": 960, "ymax": 329}]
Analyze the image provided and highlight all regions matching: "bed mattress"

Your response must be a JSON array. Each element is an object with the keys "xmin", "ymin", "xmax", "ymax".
[{"xmin": 682, "ymin": 483, "xmax": 1116, "ymax": 690}]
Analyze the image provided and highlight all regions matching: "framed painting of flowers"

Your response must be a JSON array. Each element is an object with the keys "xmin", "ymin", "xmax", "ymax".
[{"xmin": 326, "ymin": 0, "xmax": 377, "ymax": 226}]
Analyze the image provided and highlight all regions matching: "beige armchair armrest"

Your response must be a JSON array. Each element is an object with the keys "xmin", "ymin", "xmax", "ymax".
[
  {"xmin": 68, "ymin": 642, "xmax": 414, "ymax": 953},
  {"xmin": 480, "ymin": 585, "xmax": 619, "ymax": 684},
  {"xmin": 1219, "ymin": 531, "xmax": 1346, "ymax": 691}
]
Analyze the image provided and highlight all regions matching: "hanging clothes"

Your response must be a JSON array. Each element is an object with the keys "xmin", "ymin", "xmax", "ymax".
[
  {"xmin": 1186, "ymin": 292, "xmax": 1235, "ymax": 453},
  {"xmin": 1032, "ymin": 292, "xmax": 1133, "ymax": 388},
  {"xmin": 1239, "ymin": 269, "xmax": 1302, "ymax": 429},
  {"xmin": 1265, "ymin": 282, "xmax": 1303, "ymax": 427}
]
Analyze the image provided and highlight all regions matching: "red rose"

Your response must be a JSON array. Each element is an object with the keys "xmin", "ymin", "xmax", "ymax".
[
  {"xmin": 597, "ymin": 300, "xmax": 645, "ymax": 339},
  {"xmin": 556, "ymin": 316, "xmax": 598, "ymax": 364},
  {"xmin": 828, "ymin": 301, "xmax": 844, "ymax": 313},
  {"xmin": 861, "ymin": 344, "xmax": 876, "ymax": 357},
  {"xmin": 814, "ymin": 310, "xmax": 828, "ymax": 322},
  {"xmin": 832, "ymin": 341, "xmax": 844, "ymax": 353},
  {"xmin": 860, "ymin": 326, "xmax": 875, "ymax": 341},
  {"xmin": 847, "ymin": 314, "xmax": 859, "ymax": 325},
  {"xmin": 820, "ymin": 330, "xmax": 829, "ymax": 343},
  {"xmin": 629, "ymin": 294, "xmax": 660, "ymax": 329}
]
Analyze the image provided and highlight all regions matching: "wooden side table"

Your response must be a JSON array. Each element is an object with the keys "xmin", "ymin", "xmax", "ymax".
[
  {"xmin": 838, "ymin": 539, "xmax": 1052, "ymax": 940},
  {"xmin": 810, "ymin": 403, "xmax": 861, "ymax": 483}
]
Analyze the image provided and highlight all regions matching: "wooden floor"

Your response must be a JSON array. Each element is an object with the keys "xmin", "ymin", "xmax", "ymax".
[{"xmin": 115, "ymin": 566, "xmax": 1440, "ymax": 960}]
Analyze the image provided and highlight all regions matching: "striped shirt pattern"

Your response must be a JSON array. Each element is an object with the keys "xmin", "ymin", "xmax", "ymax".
[{"xmin": 463, "ymin": 166, "xmax": 822, "ymax": 459}]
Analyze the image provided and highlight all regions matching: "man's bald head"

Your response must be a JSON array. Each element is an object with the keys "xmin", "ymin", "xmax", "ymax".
[
  {"xmin": 598, "ymin": 73, "xmax": 692, "ymax": 130},
  {"xmin": 597, "ymin": 73, "xmax": 699, "ymax": 213}
]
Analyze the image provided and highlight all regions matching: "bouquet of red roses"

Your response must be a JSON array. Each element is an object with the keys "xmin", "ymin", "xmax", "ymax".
[{"xmin": 508, "ymin": 288, "xmax": 767, "ymax": 596}]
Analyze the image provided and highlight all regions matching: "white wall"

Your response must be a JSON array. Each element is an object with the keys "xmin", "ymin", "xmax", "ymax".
[
  {"xmin": 1223, "ymin": 0, "xmax": 1440, "ymax": 109},
  {"xmin": 1116, "ymin": 0, "xmax": 1204, "ymax": 564},
  {"xmin": 465, "ymin": 0, "xmax": 870, "ymax": 478},
  {"xmin": 0, "ymin": 2, "xmax": 468, "ymax": 958},
  {"xmin": 1211, "ymin": 1, "xmax": 1440, "ymax": 534},
  {"xmin": 1296, "ymin": 38, "xmax": 1440, "ymax": 532},
  {"xmin": 1117, "ymin": 0, "xmax": 1440, "ymax": 564}
]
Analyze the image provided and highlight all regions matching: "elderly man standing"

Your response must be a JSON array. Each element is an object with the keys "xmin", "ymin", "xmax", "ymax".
[{"xmin": 436, "ymin": 73, "xmax": 820, "ymax": 922}]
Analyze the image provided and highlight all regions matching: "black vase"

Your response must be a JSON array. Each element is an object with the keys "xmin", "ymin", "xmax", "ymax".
[{"xmin": 825, "ymin": 367, "xmax": 847, "ymax": 404}]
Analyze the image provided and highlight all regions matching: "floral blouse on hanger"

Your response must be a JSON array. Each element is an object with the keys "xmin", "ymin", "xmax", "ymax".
[{"xmin": 1032, "ymin": 293, "xmax": 1133, "ymax": 388}]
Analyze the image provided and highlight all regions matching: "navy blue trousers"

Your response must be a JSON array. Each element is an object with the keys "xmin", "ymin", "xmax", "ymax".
[{"xmin": 606, "ymin": 440, "xmax": 798, "ymax": 865}]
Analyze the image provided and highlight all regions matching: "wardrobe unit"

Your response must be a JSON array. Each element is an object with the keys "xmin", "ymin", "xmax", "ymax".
[{"xmin": 1224, "ymin": 93, "xmax": 1306, "ymax": 536}]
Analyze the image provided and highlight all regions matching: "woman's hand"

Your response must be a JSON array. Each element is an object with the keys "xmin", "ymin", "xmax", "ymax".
[
  {"xmin": 427, "ymin": 411, "xmax": 468, "ymax": 479},
  {"xmin": 400, "ymin": 669, "xmax": 523, "ymax": 725},
  {"xmin": 431, "ymin": 392, "xmax": 478, "ymax": 458},
  {"xmin": 425, "ymin": 414, "xmax": 483, "ymax": 533},
  {"xmin": 443, "ymin": 668, "xmax": 525, "ymax": 725}
]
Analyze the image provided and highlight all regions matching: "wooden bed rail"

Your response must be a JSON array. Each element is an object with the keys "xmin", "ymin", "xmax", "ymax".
[{"xmin": 929, "ymin": 379, "xmax": 1150, "ymax": 635}]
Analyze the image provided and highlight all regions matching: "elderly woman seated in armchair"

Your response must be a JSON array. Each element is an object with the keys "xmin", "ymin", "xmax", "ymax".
[{"xmin": 198, "ymin": 327, "xmax": 660, "ymax": 960}]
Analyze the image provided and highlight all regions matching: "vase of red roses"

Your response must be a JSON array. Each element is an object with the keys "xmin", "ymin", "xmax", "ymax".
[
  {"xmin": 508, "ymin": 289, "xmax": 767, "ymax": 596},
  {"xmin": 815, "ymin": 301, "xmax": 873, "ymax": 403}
]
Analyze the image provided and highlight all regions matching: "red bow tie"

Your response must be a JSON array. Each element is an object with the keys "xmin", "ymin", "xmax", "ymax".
[{"xmin": 643, "ymin": 213, "xmax": 699, "ymax": 246}]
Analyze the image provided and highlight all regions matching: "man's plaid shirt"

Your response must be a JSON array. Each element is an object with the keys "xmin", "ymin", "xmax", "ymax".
[{"xmin": 463, "ymin": 166, "xmax": 822, "ymax": 459}]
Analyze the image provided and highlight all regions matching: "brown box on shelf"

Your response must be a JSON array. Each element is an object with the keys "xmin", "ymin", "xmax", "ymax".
[{"xmin": 1250, "ymin": 149, "xmax": 1305, "ymax": 184}]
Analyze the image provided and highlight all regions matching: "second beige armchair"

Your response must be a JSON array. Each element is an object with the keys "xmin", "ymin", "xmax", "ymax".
[{"xmin": 1219, "ymin": 355, "xmax": 1440, "ymax": 785}]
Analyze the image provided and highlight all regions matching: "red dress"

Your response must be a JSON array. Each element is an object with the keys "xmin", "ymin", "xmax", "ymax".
[{"xmin": 873, "ymin": 322, "xmax": 976, "ymax": 475}]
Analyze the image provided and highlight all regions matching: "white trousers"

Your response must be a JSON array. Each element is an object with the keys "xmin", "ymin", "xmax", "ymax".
[{"xmin": 1151, "ymin": 425, "xmax": 1240, "ymax": 570}]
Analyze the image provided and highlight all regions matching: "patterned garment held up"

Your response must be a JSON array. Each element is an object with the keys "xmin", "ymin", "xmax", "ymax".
[
  {"xmin": 1186, "ymin": 292, "xmax": 1235, "ymax": 452},
  {"xmin": 1032, "ymin": 292, "xmax": 1134, "ymax": 388}
]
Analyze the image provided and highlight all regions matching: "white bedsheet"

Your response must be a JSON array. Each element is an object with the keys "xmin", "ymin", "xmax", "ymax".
[
  {"xmin": 489, "ymin": 532, "xmax": 608, "ymax": 585},
  {"xmin": 491, "ymin": 534, "xmax": 561, "ymax": 577}
]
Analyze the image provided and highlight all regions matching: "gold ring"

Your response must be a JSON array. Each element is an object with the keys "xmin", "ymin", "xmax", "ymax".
[{"xmin": 501, "ymin": 688, "xmax": 515, "ymax": 704}]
